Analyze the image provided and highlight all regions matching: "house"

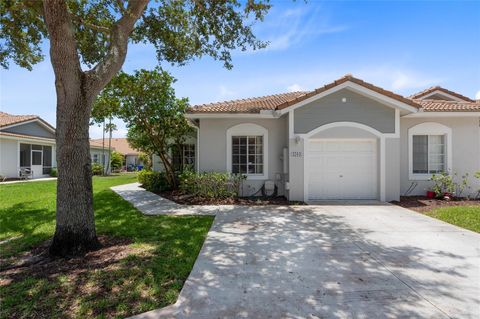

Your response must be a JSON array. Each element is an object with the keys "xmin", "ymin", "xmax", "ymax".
[
  {"xmin": 90, "ymin": 138, "xmax": 143, "ymax": 170},
  {"xmin": 0, "ymin": 111, "xmax": 111, "ymax": 179},
  {"xmin": 179, "ymin": 75, "xmax": 479, "ymax": 201}
]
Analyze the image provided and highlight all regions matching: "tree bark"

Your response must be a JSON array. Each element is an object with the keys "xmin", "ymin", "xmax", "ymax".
[{"xmin": 42, "ymin": 0, "xmax": 148, "ymax": 257}]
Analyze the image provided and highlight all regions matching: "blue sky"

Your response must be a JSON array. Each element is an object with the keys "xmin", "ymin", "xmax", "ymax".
[{"xmin": 1, "ymin": 0, "xmax": 479, "ymax": 138}]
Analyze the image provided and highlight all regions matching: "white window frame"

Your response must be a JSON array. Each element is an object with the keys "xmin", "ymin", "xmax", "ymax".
[
  {"xmin": 226, "ymin": 123, "xmax": 268, "ymax": 180},
  {"xmin": 408, "ymin": 122, "xmax": 452, "ymax": 180}
]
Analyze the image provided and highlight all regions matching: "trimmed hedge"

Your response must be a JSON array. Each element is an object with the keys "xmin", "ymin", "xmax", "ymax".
[
  {"xmin": 92, "ymin": 163, "xmax": 103, "ymax": 175},
  {"xmin": 179, "ymin": 170, "xmax": 244, "ymax": 199},
  {"xmin": 138, "ymin": 170, "xmax": 170, "ymax": 193}
]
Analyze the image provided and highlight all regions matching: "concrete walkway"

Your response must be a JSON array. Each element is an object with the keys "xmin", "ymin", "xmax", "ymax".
[
  {"xmin": 112, "ymin": 183, "xmax": 480, "ymax": 319},
  {"xmin": 0, "ymin": 177, "xmax": 57, "ymax": 184}
]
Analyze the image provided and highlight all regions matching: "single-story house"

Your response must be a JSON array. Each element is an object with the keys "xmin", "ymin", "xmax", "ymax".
[
  {"xmin": 175, "ymin": 75, "xmax": 479, "ymax": 201},
  {"xmin": 90, "ymin": 138, "xmax": 143, "ymax": 170},
  {"xmin": 0, "ymin": 111, "xmax": 111, "ymax": 179}
]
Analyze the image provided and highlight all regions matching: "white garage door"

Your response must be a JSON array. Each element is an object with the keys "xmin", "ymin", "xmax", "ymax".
[{"xmin": 307, "ymin": 139, "xmax": 378, "ymax": 200}]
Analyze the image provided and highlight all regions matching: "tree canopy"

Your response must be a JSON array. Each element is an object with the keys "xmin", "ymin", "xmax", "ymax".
[{"xmin": 1, "ymin": 0, "xmax": 271, "ymax": 71}]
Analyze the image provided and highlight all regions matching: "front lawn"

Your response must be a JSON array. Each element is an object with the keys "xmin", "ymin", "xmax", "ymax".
[
  {"xmin": 0, "ymin": 174, "xmax": 213, "ymax": 318},
  {"xmin": 423, "ymin": 206, "xmax": 480, "ymax": 233},
  {"xmin": 392, "ymin": 196, "xmax": 480, "ymax": 233}
]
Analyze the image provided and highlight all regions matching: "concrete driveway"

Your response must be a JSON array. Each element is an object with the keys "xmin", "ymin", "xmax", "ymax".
[{"xmin": 116, "ymin": 186, "xmax": 479, "ymax": 319}]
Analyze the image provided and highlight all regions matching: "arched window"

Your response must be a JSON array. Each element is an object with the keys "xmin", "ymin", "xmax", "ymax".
[
  {"xmin": 408, "ymin": 122, "xmax": 452, "ymax": 180},
  {"xmin": 226, "ymin": 123, "xmax": 268, "ymax": 179}
]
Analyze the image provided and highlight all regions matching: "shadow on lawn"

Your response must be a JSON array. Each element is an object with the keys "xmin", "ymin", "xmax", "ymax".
[{"xmin": 0, "ymin": 189, "xmax": 213, "ymax": 319}]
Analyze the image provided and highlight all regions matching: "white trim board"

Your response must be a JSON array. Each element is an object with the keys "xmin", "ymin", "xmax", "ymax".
[
  {"xmin": 407, "ymin": 122, "xmax": 452, "ymax": 181},
  {"xmin": 226, "ymin": 123, "xmax": 269, "ymax": 180},
  {"xmin": 278, "ymin": 81, "xmax": 419, "ymax": 115},
  {"xmin": 403, "ymin": 112, "xmax": 480, "ymax": 118},
  {"xmin": 417, "ymin": 90, "xmax": 467, "ymax": 102}
]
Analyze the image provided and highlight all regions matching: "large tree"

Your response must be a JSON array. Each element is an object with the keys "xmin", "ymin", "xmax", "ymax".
[{"xmin": 0, "ymin": 0, "xmax": 271, "ymax": 257}]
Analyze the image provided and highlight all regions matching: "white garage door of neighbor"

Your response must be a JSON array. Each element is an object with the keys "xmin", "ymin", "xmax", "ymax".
[{"xmin": 307, "ymin": 139, "xmax": 378, "ymax": 200}]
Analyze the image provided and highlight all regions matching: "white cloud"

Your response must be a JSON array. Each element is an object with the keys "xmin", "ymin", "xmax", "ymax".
[
  {"xmin": 287, "ymin": 83, "xmax": 306, "ymax": 92},
  {"xmin": 216, "ymin": 85, "xmax": 236, "ymax": 101},
  {"xmin": 247, "ymin": 5, "xmax": 347, "ymax": 53},
  {"xmin": 353, "ymin": 66, "xmax": 444, "ymax": 94},
  {"xmin": 475, "ymin": 90, "xmax": 480, "ymax": 100}
]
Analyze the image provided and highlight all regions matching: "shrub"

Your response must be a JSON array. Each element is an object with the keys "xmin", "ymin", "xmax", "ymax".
[
  {"xmin": 138, "ymin": 170, "xmax": 170, "ymax": 192},
  {"xmin": 92, "ymin": 163, "xmax": 104, "ymax": 175},
  {"xmin": 49, "ymin": 168, "xmax": 57, "ymax": 177},
  {"xmin": 179, "ymin": 170, "xmax": 244, "ymax": 199},
  {"xmin": 110, "ymin": 151, "xmax": 124, "ymax": 170}
]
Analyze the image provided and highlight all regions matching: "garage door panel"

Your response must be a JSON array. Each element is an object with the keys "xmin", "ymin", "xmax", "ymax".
[{"xmin": 307, "ymin": 139, "xmax": 378, "ymax": 200}]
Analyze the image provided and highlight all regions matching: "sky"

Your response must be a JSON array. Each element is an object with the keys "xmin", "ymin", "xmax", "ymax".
[{"xmin": 1, "ymin": 0, "xmax": 479, "ymax": 138}]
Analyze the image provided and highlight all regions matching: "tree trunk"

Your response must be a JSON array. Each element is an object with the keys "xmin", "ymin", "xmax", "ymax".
[
  {"xmin": 43, "ymin": 0, "xmax": 148, "ymax": 257},
  {"xmin": 49, "ymin": 75, "xmax": 100, "ymax": 257}
]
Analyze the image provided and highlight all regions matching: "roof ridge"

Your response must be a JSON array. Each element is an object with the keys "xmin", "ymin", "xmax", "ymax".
[
  {"xmin": 409, "ymin": 86, "xmax": 474, "ymax": 102},
  {"xmin": 192, "ymin": 91, "xmax": 308, "ymax": 109}
]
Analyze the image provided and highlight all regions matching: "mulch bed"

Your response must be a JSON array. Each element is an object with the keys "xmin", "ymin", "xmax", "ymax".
[
  {"xmin": 0, "ymin": 235, "xmax": 135, "ymax": 286},
  {"xmin": 158, "ymin": 190, "xmax": 305, "ymax": 205},
  {"xmin": 391, "ymin": 196, "xmax": 480, "ymax": 213}
]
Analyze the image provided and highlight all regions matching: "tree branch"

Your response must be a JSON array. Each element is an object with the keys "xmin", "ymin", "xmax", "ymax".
[
  {"xmin": 70, "ymin": 14, "xmax": 111, "ymax": 33},
  {"xmin": 87, "ymin": 0, "xmax": 148, "ymax": 95}
]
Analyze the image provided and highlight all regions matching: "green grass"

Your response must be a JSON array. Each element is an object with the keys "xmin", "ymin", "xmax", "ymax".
[
  {"xmin": 423, "ymin": 205, "xmax": 480, "ymax": 233},
  {"xmin": 0, "ymin": 174, "xmax": 214, "ymax": 318}
]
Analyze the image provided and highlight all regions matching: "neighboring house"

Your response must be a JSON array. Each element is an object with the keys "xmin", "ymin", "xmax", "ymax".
[
  {"xmin": 0, "ymin": 111, "xmax": 111, "ymax": 179},
  {"xmin": 179, "ymin": 75, "xmax": 479, "ymax": 201},
  {"xmin": 90, "ymin": 138, "xmax": 143, "ymax": 169},
  {"xmin": 89, "ymin": 139, "xmax": 113, "ymax": 173}
]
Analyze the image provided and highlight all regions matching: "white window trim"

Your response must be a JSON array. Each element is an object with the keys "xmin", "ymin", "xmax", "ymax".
[
  {"xmin": 226, "ymin": 123, "xmax": 268, "ymax": 180},
  {"xmin": 408, "ymin": 122, "xmax": 452, "ymax": 180}
]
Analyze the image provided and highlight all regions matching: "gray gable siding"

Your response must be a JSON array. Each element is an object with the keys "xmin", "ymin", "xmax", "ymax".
[
  {"xmin": 2, "ymin": 121, "xmax": 55, "ymax": 139},
  {"xmin": 294, "ymin": 88, "xmax": 396, "ymax": 134},
  {"xmin": 425, "ymin": 93, "xmax": 456, "ymax": 101}
]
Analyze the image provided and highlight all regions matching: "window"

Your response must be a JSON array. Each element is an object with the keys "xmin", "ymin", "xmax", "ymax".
[
  {"xmin": 408, "ymin": 122, "xmax": 452, "ymax": 180},
  {"xmin": 232, "ymin": 136, "xmax": 263, "ymax": 174},
  {"xmin": 93, "ymin": 154, "xmax": 99, "ymax": 163},
  {"xmin": 412, "ymin": 135, "xmax": 445, "ymax": 174},
  {"xmin": 20, "ymin": 144, "xmax": 31, "ymax": 167},
  {"xmin": 226, "ymin": 123, "xmax": 268, "ymax": 179},
  {"xmin": 172, "ymin": 144, "xmax": 196, "ymax": 171}
]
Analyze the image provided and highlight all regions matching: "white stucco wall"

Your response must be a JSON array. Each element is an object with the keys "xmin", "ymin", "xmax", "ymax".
[
  {"xmin": 400, "ymin": 116, "xmax": 480, "ymax": 197},
  {"xmin": 0, "ymin": 138, "xmax": 18, "ymax": 178}
]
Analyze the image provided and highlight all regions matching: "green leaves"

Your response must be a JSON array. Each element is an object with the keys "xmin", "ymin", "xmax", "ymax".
[
  {"xmin": 0, "ymin": 0, "xmax": 47, "ymax": 70},
  {"xmin": 1, "ymin": 0, "xmax": 272, "ymax": 71}
]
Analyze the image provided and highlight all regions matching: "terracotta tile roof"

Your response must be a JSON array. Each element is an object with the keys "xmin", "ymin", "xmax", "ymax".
[
  {"xmin": 188, "ymin": 75, "xmax": 422, "ymax": 114},
  {"xmin": 0, "ymin": 111, "xmax": 38, "ymax": 128},
  {"xmin": 409, "ymin": 86, "xmax": 475, "ymax": 102},
  {"xmin": 188, "ymin": 92, "xmax": 307, "ymax": 113},
  {"xmin": 275, "ymin": 75, "xmax": 421, "ymax": 110},
  {"xmin": 414, "ymin": 99, "xmax": 480, "ymax": 112},
  {"xmin": 90, "ymin": 138, "xmax": 138, "ymax": 155},
  {"xmin": 0, "ymin": 131, "xmax": 55, "ymax": 142}
]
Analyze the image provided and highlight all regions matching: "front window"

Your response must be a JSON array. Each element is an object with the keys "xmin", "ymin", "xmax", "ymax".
[
  {"xmin": 232, "ymin": 136, "xmax": 263, "ymax": 174},
  {"xmin": 93, "ymin": 154, "xmax": 99, "ymax": 163},
  {"xmin": 412, "ymin": 135, "xmax": 445, "ymax": 174},
  {"xmin": 173, "ymin": 144, "xmax": 196, "ymax": 171}
]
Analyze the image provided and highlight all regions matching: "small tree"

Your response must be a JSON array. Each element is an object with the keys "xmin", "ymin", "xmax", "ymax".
[
  {"xmin": 97, "ymin": 68, "xmax": 193, "ymax": 187},
  {"xmin": 110, "ymin": 151, "xmax": 123, "ymax": 171},
  {"xmin": 138, "ymin": 152, "xmax": 153, "ymax": 170}
]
